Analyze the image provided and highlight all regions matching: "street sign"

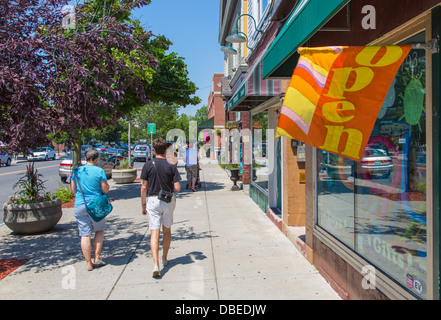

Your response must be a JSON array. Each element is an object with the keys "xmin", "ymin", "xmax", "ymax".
[{"xmin": 147, "ymin": 123, "xmax": 156, "ymax": 134}]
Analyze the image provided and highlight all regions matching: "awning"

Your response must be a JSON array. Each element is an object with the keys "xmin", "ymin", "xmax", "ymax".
[
  {"xmin": 228, "ymin": 60, "xmax": 283, "ymax": 112},
  {"xmin": 198, "ymin": 117, "xmax": 214, "ymax": 129},
  {"xmin": 262, "ymin": 0, "xmax": 350, "ymax": 79}
]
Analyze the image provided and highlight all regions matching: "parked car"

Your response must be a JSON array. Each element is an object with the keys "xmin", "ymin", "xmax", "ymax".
[
  {"xmin": 58, "ymin": 151, "xmax": 114, "ymax": 183},
  {"xmin": 133, "ymin": 145, "xmax": 151, "ymax": 161},
  {"xmin": 28, "ymin": 147, "xmax": 56, "ymax": 161},
  {"xmin": 105, "ymin": 148, "xmax": 129, "ymax": 166},
  {"xmin": 0, "ymin": 151, "xmax": 12, "ymax": 167},
  {"xmin": 361, "ymin": 148, "xmax": 394, "ymax": 179}
]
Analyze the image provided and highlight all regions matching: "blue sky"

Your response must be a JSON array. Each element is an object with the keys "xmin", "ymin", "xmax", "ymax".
[{"xmin": 132, "ymin": 0, "xmax": 225, "ymax": 117}]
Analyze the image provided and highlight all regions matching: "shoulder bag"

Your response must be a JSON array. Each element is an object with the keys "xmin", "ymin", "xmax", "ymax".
[
  {"xmin": 75, "ymin": 170, "xmax": 113, "ymax": 222},
  {"xmin": 152, "ymin": 160, "xmax": 174, "ymax": 203}
]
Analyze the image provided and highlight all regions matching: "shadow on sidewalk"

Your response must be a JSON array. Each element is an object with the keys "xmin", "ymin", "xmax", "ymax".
[
  {"xmin": 107, "ymin": 181, "xmax": 142, "ymax": 201},
  {"xmin": 160, "ymin": 251, "xmax": 207, "ymax": 277}
]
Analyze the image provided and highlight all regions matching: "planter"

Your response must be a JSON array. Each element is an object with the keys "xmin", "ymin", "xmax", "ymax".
[
  {"xmin": 228, "ymin": 168, "xmax": 241, "ymax": 191},
  {"xmin": 112, "ymin": 168, "xmax": 137, "ymax": 184},
  {"xmin": 3, "ymin": 198, "xmax": 62, "ymax": 234},
  {"xmin": 252, "ymin": 168, "xmax": 258, "ymax": 182}
]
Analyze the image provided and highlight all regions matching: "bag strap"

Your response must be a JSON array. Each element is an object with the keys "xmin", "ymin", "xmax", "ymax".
[
  {"xmin": 73, "ymin": 169, "xmax": 88, "ymax": 206},
  {"xmin": 152, "ymin": 160, "xmax": 172, "ymax": 193}
]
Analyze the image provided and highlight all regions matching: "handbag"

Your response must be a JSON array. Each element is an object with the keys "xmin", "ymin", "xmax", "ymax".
[
  {"xmin": 75, "ymin": 171, "xmax": 113, "ymax": 222},
  {"xmin": 152, "ymin": 160, "xmax": 174, "ymax": 203}
]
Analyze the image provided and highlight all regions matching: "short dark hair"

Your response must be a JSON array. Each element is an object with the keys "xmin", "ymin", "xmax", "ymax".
[
  {"xmin": 85, "ymin": 147, "xmax": 99, "ymax": 162},
  {"xmin": 153, "ymin": 138, "xmax": 168, "ymax": 155}
]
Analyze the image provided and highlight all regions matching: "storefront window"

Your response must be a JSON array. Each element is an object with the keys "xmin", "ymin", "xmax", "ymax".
[
  {"xmin": 317, "ymin": 152, "xmax": 355, "ymax": 248},
  {"xmin": 252, "ymin": 112, "xmax": 268, "ymax": 191},
  {"xmin": 317, "ymin": 35, "xmax": 427, "ymax": 299}
]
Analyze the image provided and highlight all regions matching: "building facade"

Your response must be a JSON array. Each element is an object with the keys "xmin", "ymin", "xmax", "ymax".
[{"xmin": 220, "ymin": 0, "xmax": 441, "ymax": 300}]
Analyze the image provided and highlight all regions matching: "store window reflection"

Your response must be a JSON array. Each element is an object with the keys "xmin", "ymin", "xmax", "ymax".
[
  {"xmin": 252, "ymin": 112, "xmax": 268, "ymax": 191},
  {"xmin": 317, "ymin": 38, "xmax": 427, "ymax": 299},
  {"xmin": 317, "ymin": 152, "xmax": 355, "ymax": 248}
]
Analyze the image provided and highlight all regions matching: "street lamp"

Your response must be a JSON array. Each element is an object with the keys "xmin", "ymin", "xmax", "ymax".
[
  {"xmin": 220, "ymin": 43, "xmax": 238, "ymax": 55},
  {"xmin": 225, "ymin": 30, "xmax": 247, "ymax": 44},
  {"xmin": 221, "ymin": 13, "xmax": 264, "ymax": 53}
]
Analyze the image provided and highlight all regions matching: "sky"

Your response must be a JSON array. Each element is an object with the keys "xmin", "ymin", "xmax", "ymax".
[{"xmin": 132, "ymin": 0, "xmax": 225, "ymax": 117}]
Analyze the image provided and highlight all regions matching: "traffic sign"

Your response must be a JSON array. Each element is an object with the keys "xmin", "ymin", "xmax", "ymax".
[{"xmin": 147, "ymin": 123, "xmax": 156, "ymax": 134}]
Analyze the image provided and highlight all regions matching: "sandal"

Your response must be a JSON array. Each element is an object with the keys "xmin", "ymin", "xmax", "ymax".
[{"xmin": 93, "ymin": 260, "xmax": 107, "ymax": 268}]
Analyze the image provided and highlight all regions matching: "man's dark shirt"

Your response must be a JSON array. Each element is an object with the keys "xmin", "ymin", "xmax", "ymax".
[{"xmin": 141, "ymin": 158, "xmax": 181, "ymax": 196}]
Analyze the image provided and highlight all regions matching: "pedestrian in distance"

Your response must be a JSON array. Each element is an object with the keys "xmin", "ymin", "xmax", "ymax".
[
  {"xmin": 140, "ymin": 138, "xmax": 182, "ymax": 278},
  {"xmin": 184, "ymin": 142, "xmax": 199, "ymax": 192},
  {"xmin": 71, "ymin": 147, "xmax": 110, "ymax": 271}
]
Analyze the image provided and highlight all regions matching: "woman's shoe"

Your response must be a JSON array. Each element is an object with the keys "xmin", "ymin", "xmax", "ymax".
[{"xmin": 152, "ymin": 265, "xmax": 161, "ymax": 278}]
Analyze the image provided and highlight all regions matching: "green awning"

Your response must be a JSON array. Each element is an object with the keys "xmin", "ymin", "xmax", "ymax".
[
  {"xmin": 198, "ymin": 117, "xmax": 214, "ymax": 129},
  {"xmin": 262, "ymin": 0, "xmax": 350, "ymax": 79},
  {"xmin": 228, "ymin": 59, "xmax": 283, "ymax": 112}
]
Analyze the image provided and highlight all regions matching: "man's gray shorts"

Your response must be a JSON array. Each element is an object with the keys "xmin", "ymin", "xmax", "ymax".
[
  {"xmin": 147, "ymin": 196, "xmax": 176, "ymax": 230},
  {"xmin": 74, "ymin": 204, "xmax": 106, "ymax": 237},
  {"xmin": 186, "ymin": 165, "xmax": 198, "ymax": 181}
]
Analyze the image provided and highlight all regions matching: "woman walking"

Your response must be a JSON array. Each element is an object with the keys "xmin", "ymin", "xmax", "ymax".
[{"xmin": 71, "ymin": 148, "xmax": 110, "ymax": 271}]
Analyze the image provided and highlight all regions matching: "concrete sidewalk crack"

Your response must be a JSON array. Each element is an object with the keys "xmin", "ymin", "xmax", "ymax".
[
  {"xmin": 105, "ymin": 226, "xmax": 149, "ymax": 300},
  {"xmin": 201, "ymin": 169, "xmax": 220, "ymax": 300}
]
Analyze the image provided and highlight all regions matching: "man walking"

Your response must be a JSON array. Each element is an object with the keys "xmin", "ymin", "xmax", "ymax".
[
  {"xmin": 184, "ymin": 142, "xmax": 199, "ymax": 191},
  {"xmin": 141, "ymin": 138, "xmax": 181, "ymax": 277}
]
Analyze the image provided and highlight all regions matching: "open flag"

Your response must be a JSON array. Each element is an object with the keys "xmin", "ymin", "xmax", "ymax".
[{"xmin": 276, "ymin": 45, "xmax": 411, "ymax": 162}]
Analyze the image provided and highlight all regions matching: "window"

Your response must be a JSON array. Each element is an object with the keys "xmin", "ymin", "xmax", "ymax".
[
  {"xmin": 256, "ymin": 0, "xmax": 269, "ymax": 22},
  {"xmin": 251, "ymin": 112, "xmax": 268, "ymax": 191},
  {"xmin": 317, "ymin": 33, "xmax": 428, "ymax": 299}
]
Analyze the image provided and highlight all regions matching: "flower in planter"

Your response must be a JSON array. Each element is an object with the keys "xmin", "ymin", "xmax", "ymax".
[
  {"xmin": 114, "ymin": 157, "xmax": 134, "ymax": 170},
  {"xmin": 225, "ymin": 163, "xmax": 240, "ymax": 169},
  {"xmin": 9, "ymin": 163, "xmax": 56, "ymax": 204}
]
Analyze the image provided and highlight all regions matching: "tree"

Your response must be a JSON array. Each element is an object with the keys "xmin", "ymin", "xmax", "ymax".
[
  {"xmin": 47, "ymin": 0, "xmax": 158, "ymax": 166},
  {"xmin": 0, "ymin": 0, "xmax": 64, "ymax": 152},
  {"xmin": 193, "ymin": 105, "xmax": 209, "ymax": 126},
  {"xmin": 1, "ymin": 0, "xmax": 201, "ymax": 164},
  {"xmin": 0, "ymin": 0, "xmax": 154, "ymax": 154}
]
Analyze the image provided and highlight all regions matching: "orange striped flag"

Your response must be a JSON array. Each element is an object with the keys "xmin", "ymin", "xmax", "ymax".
[{"xmin": 276, "ymin": 45, "xmax": 411, "ymax": 162}]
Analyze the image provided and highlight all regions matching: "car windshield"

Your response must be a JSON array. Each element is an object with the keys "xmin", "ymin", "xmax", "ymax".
[
  {"xmin": 34, "ymin": 148, "xmax": 47, "ymax": 152},
  {"xmin": 365, "ymin": 148, "xmax": 389, "ymax": 157},
  {"xmin": 65, "ymin": 152, "xmax": 85, "ymax": 160},
  {"xmin": 136, "ymin": 147, "xmax": 147, "ymax": 151}
]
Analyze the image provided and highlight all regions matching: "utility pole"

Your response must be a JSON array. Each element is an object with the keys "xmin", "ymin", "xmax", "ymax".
[{"xmin": 128, "ymin": 116, "xmax": 131, "ymax": 164}]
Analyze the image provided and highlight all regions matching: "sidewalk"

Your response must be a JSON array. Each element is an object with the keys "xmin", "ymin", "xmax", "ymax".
[{"xmin": 0, "ymin": 162, "xmax": 340, "ymax": 300}]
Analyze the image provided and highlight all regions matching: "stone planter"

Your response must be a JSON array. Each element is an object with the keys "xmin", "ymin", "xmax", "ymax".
[
  {"xmin": 3, "ymin": 198, "xmax": 62, "ymax": 234},
  {"xmin": 112, "ymin": 168, "xmax": 137, "ymax": 184}
]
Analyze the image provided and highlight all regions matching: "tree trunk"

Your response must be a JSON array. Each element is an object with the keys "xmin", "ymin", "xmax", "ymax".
[{"xmin": 72, "ymin": 133, "xmax": 82, "ymax": 171}]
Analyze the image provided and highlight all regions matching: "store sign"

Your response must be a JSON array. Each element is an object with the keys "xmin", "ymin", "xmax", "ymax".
[
  {"xmin": 228, "ymin": 83, "xmax": 247, "ymax": 111},
  {"xmin": 275, "ymin": 45, "xmax": 411, "ymax": 162}
]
